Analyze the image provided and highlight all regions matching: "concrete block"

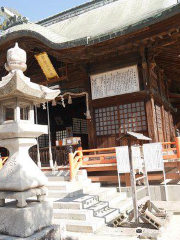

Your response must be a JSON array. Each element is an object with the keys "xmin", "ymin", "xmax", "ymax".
[{"xmin": 0, "ymin": 201, "xmax": 53, "ymax": 238}]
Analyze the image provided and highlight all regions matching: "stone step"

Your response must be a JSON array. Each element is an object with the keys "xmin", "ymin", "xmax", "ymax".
[
  {"xmin": 47, "ymin": 175, "xmax": 87, "ymax": 182},
  {"xmin": 45, "ymin": 170, "xmax": 87, "ymax": 177},
  {"xmin": 73, "ymin": 194, "xmax": 99, "ymax": 209},
  {"xmin": 95, "ymin": 208, "xmax": 119, "ymax": 223},
  {"xmin": 48, "ymin": 189, "xmax": 83, "ymax": 198},
  {"xmin": 114, "ymin": 197, "xmax": 133, "ymax": 213},
  {"xmin": 53, "ymin": 217, "xmax": 105, "ymax": 233},
  {"xmin": 53, "ymin": 209, "xmax": 93, "ymax": 221},
  {"xmin": 53, "ymin": 200, "xmax": 82, "ymax": 210},
  {"xmin": 48, "ymin": 193, "xmax": 100, "ymax": 210},
  {"xmin": 104, "ymin": 192, "xmax": 127, "ymax": 207},
  {"xmin": 46, "ymin": 170, "xmax": 88, "ymax": 182},
  {"xmin": 86, "ymin": 201, "xmax": 109, "ymax": 212},
  {"xmin": 46, "ymin": 178, "xmax": 92, "ymax": 191},
  {"xmin": 47, "ymin": 193, "xmax": 99, "ymax": 210},
  {"xmin": 86, "ymin": 187, "xmax": 117, "ymax": 201}
]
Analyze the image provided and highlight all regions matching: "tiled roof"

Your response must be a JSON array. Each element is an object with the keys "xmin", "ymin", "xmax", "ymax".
[
  {"xmin": 0, "ymin": 0, "xmax": 180, "ymax": 48},
  {"xmin": 0, "ymin": 23, "xmax": 68, "ymax": 45},
  {"xmin": 40, "ymin": 0, "xmax": 179, "ymax": 42}
]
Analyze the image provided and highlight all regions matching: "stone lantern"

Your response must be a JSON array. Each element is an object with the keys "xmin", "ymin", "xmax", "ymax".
[{"xmin": 0, "ymin": 43, "xmax": 60, "ymax": 238}]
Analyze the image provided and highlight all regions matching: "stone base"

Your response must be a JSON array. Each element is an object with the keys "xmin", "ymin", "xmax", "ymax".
[
  {"xmin": 0, "ymin": 201, "xmax": 53, "ymax": 238},
  {"xmin": 0, "ymin": 225, "xmax": 60, "ymax": 240}
]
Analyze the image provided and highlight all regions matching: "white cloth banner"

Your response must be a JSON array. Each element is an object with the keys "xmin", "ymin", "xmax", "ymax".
[{"xmin": 143, "ymin": 143, "xmax": 164, "ymax": 172}]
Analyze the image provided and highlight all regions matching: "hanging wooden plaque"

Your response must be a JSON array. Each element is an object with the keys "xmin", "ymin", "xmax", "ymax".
[{"xmin": 91, "ymin": 65, "xmax": 139, "ymax": 100}]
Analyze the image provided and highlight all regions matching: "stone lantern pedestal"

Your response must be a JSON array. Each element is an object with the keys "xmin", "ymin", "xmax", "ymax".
[{"xmin": 0, "ymin": 43, "xmax": 60, "ymax": 239}]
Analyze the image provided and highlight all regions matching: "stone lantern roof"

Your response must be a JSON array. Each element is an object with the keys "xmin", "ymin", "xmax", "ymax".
[{"xmin": 0, "ymin": 43, "xmax": 60, "ymax": 104}]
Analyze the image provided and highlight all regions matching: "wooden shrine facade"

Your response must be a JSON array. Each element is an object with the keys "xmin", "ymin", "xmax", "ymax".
[{"xmin": 0, "ymin": 0, "xmax": 180, "ymax": 155}]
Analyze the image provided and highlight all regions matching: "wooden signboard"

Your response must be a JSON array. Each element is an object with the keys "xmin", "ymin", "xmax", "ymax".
[
  {"xmin": 91, "ymin": 65, "xmax": 139, "ymax": 100},
  {"xmin": 131, "ymin": 146, "xmax": 142, "ymax": 171},
  {"xmin": 116, "ymin": 146, "xmax": 130, "ymax": 173},
  {"xmin": 116, "ymin": 146, "xmax": 142, "ymax": 173},
  {"xmin": 143, "ymin": 143, "xmax": 164, "ymax": 172}
]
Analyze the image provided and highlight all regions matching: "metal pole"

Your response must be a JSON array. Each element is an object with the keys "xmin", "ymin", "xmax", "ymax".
[
  {"xmin": 116, "ymin": 155, "xmax": 121, "ymax": 193},
  {"xmin": 46, "ymin": 101, "xmax": 54, "ymax": 169},
  {"xmin": 128, "ymin": 139, "xmax": 139, "ymax": 224},
  {"xmin": 163, "ymin": 169, "xmax": 168, "ymax": 201},
  {"xmin": 35, "ymin": 106, "xmax": 41, "ymax": 169}
]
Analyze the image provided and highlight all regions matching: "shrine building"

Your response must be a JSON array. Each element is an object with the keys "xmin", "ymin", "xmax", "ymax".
[{"xmin": 0, "ymin": 0, "xmax": 180, "ymax": 177}]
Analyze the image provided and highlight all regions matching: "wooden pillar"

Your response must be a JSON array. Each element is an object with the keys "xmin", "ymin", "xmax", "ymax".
[
  {"xmin": 82, "ymin": 64, "xmax": 97, "ymax": 149},
  {"xmin": 140, "ymin": 47, "xmax": 149, "ymax": 90},
  {"xmin": 87, "ymin": 109, "xmax": 96, "ymax": 149},
  {"xmin": 146, "ymin": 97, "xmax": 158, "ymax": 142},
  {"xmin": 161, "ymin": 105, "xmax": 166, "ymax": 142}
]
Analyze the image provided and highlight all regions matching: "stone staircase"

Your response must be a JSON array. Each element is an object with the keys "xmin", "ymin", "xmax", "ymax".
[{"xmin": 45, "ymin": 170, "xmax": 133, "ymax": 233}]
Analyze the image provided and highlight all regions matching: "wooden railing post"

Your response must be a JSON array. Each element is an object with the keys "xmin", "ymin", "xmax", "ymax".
[
  {"xmin": 77, "ymin": 146, "xmax": 83, "ymax": 161},
  {"xmin": 175, "ymin": 137, "xmax": 180, "ymax": 159},
  {"xmin": 68, "ymin": 146, "xmax": 75, "ymax": 181}
]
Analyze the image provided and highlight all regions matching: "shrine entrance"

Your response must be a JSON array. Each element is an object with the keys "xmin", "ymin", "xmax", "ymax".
[{"xmin": 29, "ymin": 96, "xmax": 89, "ymax": 167}]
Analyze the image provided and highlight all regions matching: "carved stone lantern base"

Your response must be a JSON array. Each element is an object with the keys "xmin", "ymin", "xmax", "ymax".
[
  {"xmin": 0, "ymin": 186, "xmax": 47, "ymax": 208},
  {"xmin": 0, "ymin": 201, "xmax": 53, "ymax": 238},
  {"xmin": 0, "ymin": 138, "xmax": 48, "ymax": 192}
]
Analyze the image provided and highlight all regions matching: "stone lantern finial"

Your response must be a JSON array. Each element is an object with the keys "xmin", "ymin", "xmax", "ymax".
[{"xmin": 5, "ymin": 42, "xmax": 27, "ymax": 72}]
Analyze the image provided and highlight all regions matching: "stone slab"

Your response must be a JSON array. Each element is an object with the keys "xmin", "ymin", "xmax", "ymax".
[
  {"xmin": 0, "ymin": 201, "xmax": 53, "ymax": 238},
  {"xmin": 0, "ymin": 187, "xmax": 48, "ymax": 207},
  {"xmin": 0, "ymin": 225, "xmax": 60, "ymax": 240}
]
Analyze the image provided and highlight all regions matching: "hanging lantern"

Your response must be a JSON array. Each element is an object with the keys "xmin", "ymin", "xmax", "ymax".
[
  {"xmin": 52, "ymin": 99, "xmax": 57, "ymax": 106},
  {"xmin": 68, "ymin": 95, "xmax": 72, "ymax": 104}
]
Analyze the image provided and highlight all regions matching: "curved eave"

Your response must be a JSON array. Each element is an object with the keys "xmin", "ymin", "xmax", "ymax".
[{"xmin": 0, "ymin": 4, "xmax": 180, "ymax": 50}]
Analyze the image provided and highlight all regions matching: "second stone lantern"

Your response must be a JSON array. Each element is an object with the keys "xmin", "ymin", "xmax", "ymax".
[{"xmin": 0, "ymin": 43, "xmax": 60, "ymax": 238}]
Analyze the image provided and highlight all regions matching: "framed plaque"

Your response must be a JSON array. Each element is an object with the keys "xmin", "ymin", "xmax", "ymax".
[{"xmin": 91, "ymin": 65, "xmax": 139, "ymax": 100}]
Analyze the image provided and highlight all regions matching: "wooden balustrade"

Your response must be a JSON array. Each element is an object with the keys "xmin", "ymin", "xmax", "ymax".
[
  {"xmin": 29, "ymin": 145, "xmax": 77, "ymax": 167},
  {"xmin": 68, "ymin": 137, "xmax": 180, "ymax": 182}
]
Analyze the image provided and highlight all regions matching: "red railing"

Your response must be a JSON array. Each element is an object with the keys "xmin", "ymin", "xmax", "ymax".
[
  {"xmin": 69, "ymin": 137, "xmax": 180, "ymax": 181},
  {"xmin": 69, "ymin": 147, "xmax": 116, "ymax": 181}
]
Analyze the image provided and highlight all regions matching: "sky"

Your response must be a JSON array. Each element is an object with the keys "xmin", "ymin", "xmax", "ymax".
[{"xmin": 0, "ymin": 0, "xmax": 90, "ymax": 22}]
